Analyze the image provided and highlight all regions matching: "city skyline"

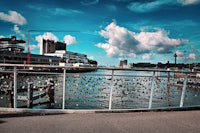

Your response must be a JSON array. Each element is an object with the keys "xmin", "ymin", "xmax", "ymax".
[{"xmin": 0, "ymin": 0, "xmax": 200, "ymax": 66}]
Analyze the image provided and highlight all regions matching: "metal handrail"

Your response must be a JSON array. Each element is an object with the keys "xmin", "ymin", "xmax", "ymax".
[
  {"xmin": 0, "ymin": 64, "xmax": 199, "ymax": 111},
  {"xmin": 0, "ymin": 63, "xmax": 198, "ymax": 73}
]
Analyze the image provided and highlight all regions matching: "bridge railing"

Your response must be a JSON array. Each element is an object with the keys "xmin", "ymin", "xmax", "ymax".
[{"xmin": 0, "ymin": 64, "xmax": 199, "ymax": 110}]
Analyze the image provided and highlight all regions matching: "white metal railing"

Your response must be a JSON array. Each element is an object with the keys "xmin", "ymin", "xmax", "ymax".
[{"xmin": 0, "ymin": 64, "xmax": 199, "ymax": 110}]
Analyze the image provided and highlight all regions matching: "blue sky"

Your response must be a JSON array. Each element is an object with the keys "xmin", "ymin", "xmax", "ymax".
[{"xmin": 0, "ymin": 0, "xmax": 200, "ymax": 66}]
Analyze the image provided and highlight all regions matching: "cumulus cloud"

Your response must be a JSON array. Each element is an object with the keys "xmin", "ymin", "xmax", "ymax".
[
  {"xmin": 135, "ymin": 28, "xmax": 187, "ymax": 53},
  {"xmin": 81, "ymin": 0, "xmax": 99, "ymax": 5},
  {"xmin": 35, "ymin": 32, "xmax": 58, "ymax": 54},
  {"xmin": 142, "ymin": 53, "xmax": 152, "ymax": 60},
  {"xmin": 96, "ymin": 22, "xmax": 139, "ymax": 57},
  {"xmin": 0, "ymin": 10, "xmax": 27, "ymax": 25},
  {"xmin": 176, "ymin": 50, "xmax": 197, "ymax": 61},
  {"xmin": 177, "ymin": 0, "xmax": 200, "ymax": 5},
  {"xmin": 64, "ymin": 35, "xmax": 77, "ymax": 45},
  {"xmin": 188, "ymin": 53, "xmax": 196, "ymax": 59},
  {"xmin": 0, "ymin": 35, "xmax": 4, "ymax": 39},
  {"xmin": 96, "ymin": 22, "xmax": 187, "ymax": 58},
  {"xmin": 13, "ymin": 25, "xmax": 25, "ymax": 38},
  {"xmin": 175, "ymin": 50, "xmax": 185, "ymax": 60}
]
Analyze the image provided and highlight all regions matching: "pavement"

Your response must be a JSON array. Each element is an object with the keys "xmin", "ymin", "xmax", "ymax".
[{"xmin": 0, "ymin": 110, "xmax": 200, "ymax": 133}]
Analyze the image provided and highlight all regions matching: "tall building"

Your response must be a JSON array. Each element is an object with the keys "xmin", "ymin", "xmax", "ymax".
[
  {"xmin": 119, "ymin": 60, "xmax": 128, "ymax": 67},
  {"xmin": 42, "ymin": 39, "xmax": 66, "ymax": 55},
  {"xmin": 43, "ymin": 39, "xmax": 91, "ymax": 65}
]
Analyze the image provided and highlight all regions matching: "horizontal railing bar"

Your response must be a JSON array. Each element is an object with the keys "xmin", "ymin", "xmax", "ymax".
[
  {"xmin": 66, "ymin": 73, "xmax": 113, "ymax": 77},
  {"xmin": 0, "ymin": 70, "xmax": 63, "ymax": 75},
  {"xmin": 0, "ymin": 70, "xmax": 173, "ymax": 78},
  {"xmin": 0, "ymin": 63, "xmax": 198, "ymax": 74},
  {"xmin": 17, "ymin": 71, "xmax": 63, "ymax": 75},
  {"xmin": 0, "ymin": 70, "xmax": 13, "ymax": 73},
  {"xmin": 61, "ymin": 73, "xmax": 173, "ymax": 78}
]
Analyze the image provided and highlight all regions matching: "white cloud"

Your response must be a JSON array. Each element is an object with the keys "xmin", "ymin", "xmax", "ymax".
[
  {"xmin": 96, "ymin": 22, "xmax": 187, "ymax": 58},
  {"xmin": 175, "ymin": 51, "xmax": 197, "ymax": 61},
  {"xmin": 88, "ymin": 56, "xmax": 94, "ymax": 60},
  {"xmin": 176, "ymin": 50, "xmax": 197, "ymax": 61},
  {"xmin": 135, "ymin": 28, "xmax": 187, "ymax": 53},
  {"xmin": 0, "ymin": 10, "xmax": 27, "ymax": 25},
  {"xmin": 64, "ymin": 35, "xmax": 77, "ymax": 45},
  {"xmin": 27, "ymin": 5, "xmax": 83, "ymax": 16},
  {"xmin": 142, "ymin": 53, "xmax": 152, "ymax": 60},
  {"xmin": 35, "ymin": 32, "xmax": 58, "ymax": 54},
  {"xmin": 127, "ymin": 1, "xmax": 168, "ymax": 13},
  {"xmin": 176, "ymin": 50, "xmax": 185, "ymax": 60},
  {"xmin": 30, "ymin": 45, "xmax": 39, "ymax": 51},
  {"xmin": 177, "ymin": 0, "xmax": 200, "ymax": 5},
  {"xmin": 127, "ymin": 0, "xmax": 200, "ymax": 13},
  {"xmin": 13, "ymin": 25, "xmax": 25, "ymax": 38},
  {"xmin": 51, "ymin": 8, "xmax": 84, "ymax": 16},
  {"xmin": 26, "ymin": 5, "xmax": 43, "ymax": 11},
  {"xmin": 0, "ymin": 35, "xmax": 4, "ymax": 39},
  {"xmin": 188, "ymin": 53, "xmax": 196, "ymax": 59},
  {"xmin": 96, "ymin": 22, "xmax": 138, "ymax": 58}
]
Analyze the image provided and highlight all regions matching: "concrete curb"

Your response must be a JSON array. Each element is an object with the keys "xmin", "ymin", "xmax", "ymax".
[{"xmin": 1, "ymin": 106, "xmax": 200, "ymax": 117}]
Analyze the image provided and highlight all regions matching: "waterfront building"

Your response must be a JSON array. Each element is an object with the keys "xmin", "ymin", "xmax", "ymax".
[
  {"xmin": 42, "ymin": 39, "xmax": 91, "ymax": 65},
  {"xmin": 0, "ymin": 36, "xmax": 60, "ymax": 65},
  {"xmin": 119, "ymin": 60, "xmax": 128, "ymax": 68},
  {"xmin": 0, "ymin": 36, "xmax": 97, "ymax": 67},
  {"xmin": 42, "ymin": 39, "xmax": 66, "ymax": 55}
]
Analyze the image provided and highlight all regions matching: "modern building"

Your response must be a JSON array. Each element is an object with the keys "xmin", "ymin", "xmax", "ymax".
[
  {"xmin": 0, "ymin": 36, "xmax": 60, "ymax": 65},
  {"xmin": 43, "ymin": 39, "xmax": 91, "ymax": 65},
  {"xmin": 119, "ymin": 60, "xmax": 128, "ymax": 68},
  {"xmin": 42, "ymin": 39, "xmax": 66, "ymax": 54},
  {"xmin": 0, "ymin": 36, "xmax": 25, "ymax": 53},
  {"xmin": 0, "ymin": 36, "xmax": 97, "ymax": 67}
]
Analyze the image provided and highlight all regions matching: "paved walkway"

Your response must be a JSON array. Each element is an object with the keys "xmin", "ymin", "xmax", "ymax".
[{"xmin": 0, "ymin": 110, "xmax": 200, "ymax": 133}]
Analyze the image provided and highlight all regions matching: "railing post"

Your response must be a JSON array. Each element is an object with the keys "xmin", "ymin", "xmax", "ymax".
[
  {"xmin": 166, "ymin": 71, "xmax": 170, "ymax": 96},
  {"xmin": 62, "ymin": 68, "xmax": 66, "ymax": 110},
  {"xmin": 13, "ymin": 66, "xmax": 17, "ymax": 108},
  {"xmin": 27, "ymin": 82, "xmax": 33, "ymax": 108},
  {"xmin": 148, "ymin": 71, "xmax": 155, "ymax": 109},
  {"xmin": 180, "ymin": 74, "xmax": 188, "ymax": 107},
  {"xmin": 109, "ymin": 70, "xmax": 114, "ymax": 110}
]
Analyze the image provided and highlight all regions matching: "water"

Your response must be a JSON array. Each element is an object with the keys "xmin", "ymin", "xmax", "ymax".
[{"xmin": 0, "ymin": 70, "xmax": 200, "ymax": 109}]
